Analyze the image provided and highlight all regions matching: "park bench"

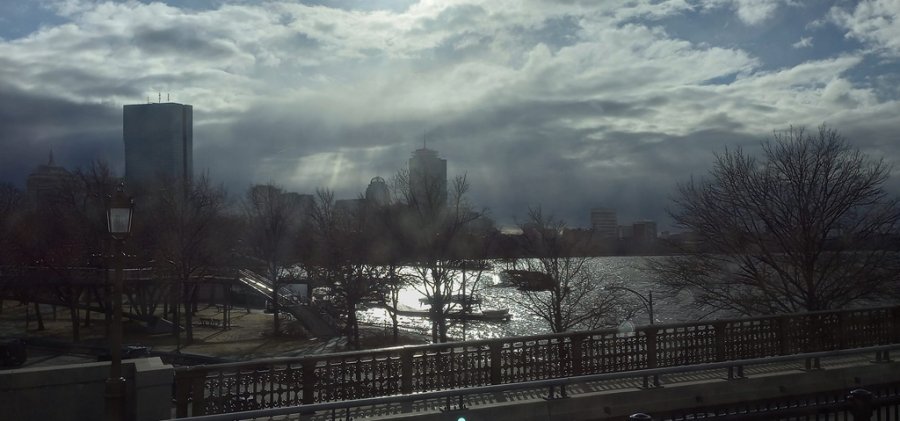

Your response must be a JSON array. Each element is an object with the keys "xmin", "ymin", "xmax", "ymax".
[{"xmin": 199, "ymin": 317, "xmax": 221, "ymax": 328}]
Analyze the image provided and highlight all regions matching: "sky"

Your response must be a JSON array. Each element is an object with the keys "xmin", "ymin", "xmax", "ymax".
[{"xmin": 1, "ymin": 0, "xmax": 899, "ymax": 230}]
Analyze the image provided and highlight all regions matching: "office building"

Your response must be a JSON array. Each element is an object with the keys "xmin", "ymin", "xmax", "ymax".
[
  {"xmin": 365, "ymin": 176, "xmax": 391, "ymax": 206},
  {"xmin": 632, "ymin": 220, "xmax": 658, "ymax": 241},
  {"xmin": 590, "ymin": 208, "xmax": 617, "ymax": 237},
  {"xmin": 408, "ymin": 147, "xmax": 447, "ymax": 208},
  {"xmin": 26, "ymin": 151, "xmax": 75, "ymax": 207},
  {"xmin": 123, "ymin": 102, "xmax": 193, "ymax": 187}
]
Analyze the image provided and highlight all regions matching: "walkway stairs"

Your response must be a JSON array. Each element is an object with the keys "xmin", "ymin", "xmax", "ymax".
[{"xmin": 235, "ymin": 269, "xmax": 339, "ymax": 337}]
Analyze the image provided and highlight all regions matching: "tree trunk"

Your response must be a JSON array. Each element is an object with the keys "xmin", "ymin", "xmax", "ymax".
[
  {"xmin": 33, "ymin": 302, "xmax": 44, "ymax": 331},
  {"xmin": 271, "ymin": 280, "xmax": 280, "ymax": 336},
  {"xmin": 172, "ymin": 280, "xmax": 181, "ymax": 350},
  {"xmin": 348, "ymin": 307, "xmax": 360, "ymax": 350},
  {"xmin": 390, "ymin": 307, "xmax": 399, "ymax": 344},
  {"xmin": 69, "ymin": 304, "xmax": 80, "ymax": 342},
  {"xmin": 183, "ymin": 283, "xmax": 194, "ymax": 345}
]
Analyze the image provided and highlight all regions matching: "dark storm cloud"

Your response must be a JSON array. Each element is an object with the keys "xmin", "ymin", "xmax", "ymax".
[
  {"xmin": 2, "ymin": 0, "xmax": 899, "ymax": 231},
  {"xmin": 132, "ymin": 25, "xmax": 238, "ymax": 59},
  {"xmin": 0, "ymin": 83, "xmax": 120, "ymax": 185},
  {"xmin": 35, "ymin": 68, "xmax": 143, "ymax": 98}
]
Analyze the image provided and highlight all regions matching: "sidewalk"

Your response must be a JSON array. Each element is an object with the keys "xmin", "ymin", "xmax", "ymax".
[{"xmin": 0, "ymin": 302, "xmax": 427, "ymax": 365}]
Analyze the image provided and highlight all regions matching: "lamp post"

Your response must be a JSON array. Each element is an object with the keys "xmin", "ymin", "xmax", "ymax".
[
  {"xmin": 609, "ymin": 286, "xmax": 654, "ymax": 325},
  {"xmin": 106, "ymin": 184, "xmax": 133, "ymax": 421}
]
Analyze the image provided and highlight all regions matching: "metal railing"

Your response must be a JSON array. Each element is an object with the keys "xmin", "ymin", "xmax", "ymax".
[
  {"xmin": 630, "ymin": 384, "xmax": 900, "ymax": 420},
  {"xmin": 173, "ymin": 305, "xmax": 900, "ymax": 417},
  {"xmin": 177, "ymin": 344, "xmax": 900, "ymax": 420}
]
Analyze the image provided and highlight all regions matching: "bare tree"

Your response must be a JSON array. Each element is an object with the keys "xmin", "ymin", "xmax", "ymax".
[
  {"xmin": 392, "ymin": 170, "xmax": 483, "ymax": 342},
  {"xmin": 143, "ymin": 174, "xmax": 228, "ymax": 345},
  {"xmin": 366, "ymin": 201, "xmax": 413, "ymax": 344},
  {"xmin": 0, "ymin": 183, "xmax": 24, "ymax": 266},
  {"xmin": 652, "ymin": 126, "xmax": 900, "ymax": 316},
  {"xmin": 243, "ymin": 183, "xmax": 299, "ymax": 335},
  {"xmin": 306, "ymin": 189, "xmax": 387, "ymax": 348},
  {"xmin": 511, "ymin": 208, "xmax": 631, "ymax": 333},
  {"xmin": 6, "ymin": 161, "xmax": 118, "ymax": 340}
]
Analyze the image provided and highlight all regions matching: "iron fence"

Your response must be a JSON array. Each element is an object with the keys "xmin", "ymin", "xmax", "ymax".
[{"xmin": 173, "ymin": 305, "xmax": 900, "ymax": 417}]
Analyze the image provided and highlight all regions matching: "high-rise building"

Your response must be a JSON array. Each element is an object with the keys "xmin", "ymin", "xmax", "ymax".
[
  {"xmin": 632, "ymin": 220, "xmax": 658, "ymax": 241},
  {"xmin": 123, "ymin": 102, "xmax": 193, "ymax": 187},
  {"xmin": 590, "ymin": 208, "xmax": 617, "ymax": 237},
  {"xmin": 26, "ymin": 151, "xmax": 75, "ymax": 207},
  {"xmin": 408, "ymin": 147, "xmax": 447, "ymax": 208},
  {"xmin": 365, "ymin": 176, "xmax": 391, "ymax": 206}
]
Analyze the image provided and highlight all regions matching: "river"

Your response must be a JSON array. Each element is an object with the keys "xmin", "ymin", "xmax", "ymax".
[{"xmin": 356, "ymin": 256, "xmax": 703, "ymax": 341}]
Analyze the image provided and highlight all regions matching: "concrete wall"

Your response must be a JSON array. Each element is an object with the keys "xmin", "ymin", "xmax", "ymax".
[{"xmin": 0, "ymin": 357, "xmax": 173, "ymax": 421}]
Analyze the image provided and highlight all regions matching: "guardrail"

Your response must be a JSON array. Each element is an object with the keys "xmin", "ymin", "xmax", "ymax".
[
  {"xmin": 173, "ymin": 305, "xmax": 900, "ymax": 417},
  {"xmin": 176, "ymin": 344, "xmax": 900, "ymax": 420}
]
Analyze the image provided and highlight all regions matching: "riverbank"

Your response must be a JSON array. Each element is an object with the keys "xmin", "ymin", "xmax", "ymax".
[{"xmin": 0, "ymin": 302, "xmax": 428, "ymax": 366}]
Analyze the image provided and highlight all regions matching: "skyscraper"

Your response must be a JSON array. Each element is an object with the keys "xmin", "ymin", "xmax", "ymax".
[
  {"xmin": 123, "ymin": 102, "xmax": 193, "ymax": 187},
  {"xmin": 408, "ymin": 147, "xmax": 447, "ymax": 208},
  {"xmin": 365, "ymin": 176, "xmax": 391, "ymax": 206},
  {"xmin": 26, "ymin": 151, "xmax": 75, "ymax": 207},
  {"xmin": 590, "ymin": 208, "xmax": 617, "ymax": 237}
]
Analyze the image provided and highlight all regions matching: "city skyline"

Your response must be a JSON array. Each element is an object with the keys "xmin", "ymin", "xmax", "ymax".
[{"xmin": 1, "ymin": 1, "xmax": 899, "ymax": 229}]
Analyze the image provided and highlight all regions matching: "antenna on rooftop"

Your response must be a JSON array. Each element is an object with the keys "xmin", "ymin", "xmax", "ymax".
[{"xmin": 158, "ymin": 92, "xmax": 161, "ymax": 103}]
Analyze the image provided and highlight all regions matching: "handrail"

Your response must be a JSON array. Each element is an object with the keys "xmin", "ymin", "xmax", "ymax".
[
  {"xmin": 177, "ymin": 343, "xmax": 900, "ymax": 421},
  {"xmin": 175, "ymin": 303, "xmax": 900, "ymax": 372},
  {"xmin": 172, "ymin": 304, "xmax": 900, "ymax": 417}
]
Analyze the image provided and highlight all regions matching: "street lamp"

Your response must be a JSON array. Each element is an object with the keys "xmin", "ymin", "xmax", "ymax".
[
  {"xmin": 609, "ymin": 286, "xmax": 654, "ymax": 325},
  {"xmin": 106, "ymin": 184, "xmax": 133, "ymax": 421}
]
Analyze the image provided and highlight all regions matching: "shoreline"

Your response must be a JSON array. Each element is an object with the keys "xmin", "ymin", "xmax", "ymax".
[{"xmin": 0, "ymin": 302, "xmax": 428, "ymax": 367}]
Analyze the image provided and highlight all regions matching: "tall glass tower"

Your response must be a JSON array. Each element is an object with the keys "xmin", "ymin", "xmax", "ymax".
[
  {"xmin": 408, "ymin": 147, "xmax": 447, "ymax": 208},
  {"xmin": 123, "ymin": 102, "xmax": 193, "ymax": 187}
]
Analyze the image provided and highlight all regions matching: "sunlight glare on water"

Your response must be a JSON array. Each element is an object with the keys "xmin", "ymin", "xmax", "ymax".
[{"xmin": 357, "ymin": 256, "xmax": 697, "ymax": 342}]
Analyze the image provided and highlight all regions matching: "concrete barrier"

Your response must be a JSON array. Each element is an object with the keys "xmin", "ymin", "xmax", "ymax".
[{"xmin": 0, "ymin": 357, "xmax": 173, "ymax": 421}]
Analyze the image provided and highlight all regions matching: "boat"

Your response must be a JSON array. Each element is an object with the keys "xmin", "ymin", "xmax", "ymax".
[
  {"xmin": 497, "ymin": 270, "xmax": 555, "ymax": 291},
  {"xmin": 418, "ymin": 294, "xmax": 482, "ymax": 306},
  {"xmin": 390, "ymin": 304, "xmax": 511, "ymax": 322},
  {"xmin": 445, "ymin": 260, "xmax": 494, "ymax": 271}
]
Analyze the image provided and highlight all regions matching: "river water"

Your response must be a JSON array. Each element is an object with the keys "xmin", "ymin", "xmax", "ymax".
[{"xmin": 356, "ymin": 256, "xmax": 702, "ymax": 341}]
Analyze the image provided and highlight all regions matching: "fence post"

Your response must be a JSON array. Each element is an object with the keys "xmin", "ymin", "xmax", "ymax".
[
  {"xmin": 847, "ymin": 388, "xmax": 874, "ymax": 421},
  {"xmin": 489, "ymin": 342, "xmax": 503, "ymax": 385},
  {"xmin": 401, "ymin": 348, "xmax": 414, "ymax": 394},
  {"xmin": 837, "ymin": 311, "xmax": 847, "ymax": 349},
  {"xmin": 301, "ymin": 358, "xmax": 316, "ymax": 405},
  {"xmin": 643, "ymin": 328, "xmax": 659, "ymax": 388},
  {"xmin": 892, "ymin": 307, "xmax": 900, "ymax": 344},
  {"xmin": 189, "ymin": 369, "xmax": 208, "ymax": 416},
  {"xmin": 571, "ymin": 334, "xmax": 585, "ymax": 376},
  {"xmin": 713, "ymin": 321, "xmax": 727, "ymax": 361},
  {"xmin": 809, "ymin": 313, "xmax": 823, "ymax": 352},
  {"xmin": 173, "ymin": 369, "xmax": 193, "ymax": 418},
  {"xmin": 778, "ymin": 315, "xmax": 791, "ymax": 355}
]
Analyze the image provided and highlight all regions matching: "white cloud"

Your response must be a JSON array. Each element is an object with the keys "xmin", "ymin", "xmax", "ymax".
[
  {"xmin": 701, "ymin": 0, "xmax": 783, "ymax": 25},
  {"xmin": 733, "ymin": 0, "xmax": 780, "ymax": 25},
  {"xmin": 1, "ymin": 0, "xmax": 898, "ymax": 224},
  {"xmin": 792, "ymin": 36, "xmax": 813, "ymax": 48},
  {"xmin": 830, "ymin": 0, "xmax": 900, "ymax": 56}
]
